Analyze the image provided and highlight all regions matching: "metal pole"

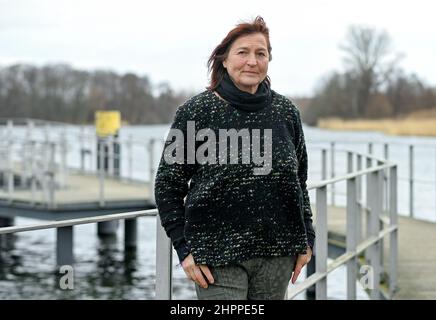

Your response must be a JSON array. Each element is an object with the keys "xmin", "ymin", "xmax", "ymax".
[
  {"xmin": 99, "ymin": 138, "xmax": 105, "ymax": 208},
  {"xmin": 347, "ymin": 151, "xmax": 353, "ymax": 174},
  {"xmin": 369, "ymin": 170, "xmax": 382, "ymax": 300},
  {"xmin": 128, "ymin": 134, "xmax": 133, "ymax": 180},
  {"xmin": 48, "ymin": 142, "xmax": 56, "ymax": 209},
  {"xmin": 389, "ymin": 165, "xmax": 398, "ymax": 297},
  {"xmin": 30, "ymin": 141, "xmax": 36, "ymax": 206},
  {"xmin": 365, "ymin": 156, "xmax": 372, "ymax": 263},
  {"xmin": 321, "ymin": 149, "xmax": 327, "ymax": 180},
  {"xmin": 108, "ymin": 135, "xmax": 114, "ymax": 177},
  {"xmin": 409, "ymin": 145, "xmax": 414, "ymax": 218},
  {"xmin": 330, "ymin": 142, "xmax": 335, "ymax": 206},
  {"xmin": 377, "ymin": 160, "xmax": 385, "ymax": 271},
  {"xmin": 27, "ymin": 120, "xmax": 34, "ymax": 192},
  {"xmin": 155, "ymin": 215, "xmax": 173, "ymax": 300},
  {"xmin": 148, "ymin": 139, "xmax": 156, "ymax": 202},
  {"xmin": 7, "ymin": 139, "xmax": 14, "ymax": 203},
  {"xmin": 59, "ymin": 131, "xmax": 67, "ymax": 188},
  {"xmin": 80, "ymin": 126, "xmax": 85, "ymax": 172},
  {"xmin": 315, "ymin": 186, "xmax": 328, "ymax": 300},
  {"xmin": 384, "ymin": 143, "xmax": 389, "ymax": 214},
  {"xmin": 124, "ymin": 218, "xmax": 138, "ymax": 250},
  {"xmin": 356, "ymin": 154, "xmax": 362, "ymax": 243},
  {"xmin": 346, "ymin": 176, "xmax": 358, "ymax": 300},
  {"xmin": 56, "ymin": 226, "xmax": 74, "ymax": 266},
  {"xmin": 368, "ymin": 142, "xmax": 373, "ymax": 155}
]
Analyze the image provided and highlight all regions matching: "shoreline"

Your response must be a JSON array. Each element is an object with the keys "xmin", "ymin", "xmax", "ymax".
[{"xmin": 317, "ymin": 117, "xmax": 436, "ymax": 137}]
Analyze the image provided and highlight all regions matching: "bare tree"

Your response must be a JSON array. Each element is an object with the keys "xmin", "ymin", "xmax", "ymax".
[{"xmin": 339, "ymin": 25, "xmax": 403, "ymax": 117}]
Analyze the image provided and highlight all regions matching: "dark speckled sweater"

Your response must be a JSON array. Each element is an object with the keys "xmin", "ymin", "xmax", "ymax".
[{"xmin": 154, "ymin": 89, "xmax": 315, "ymax": 266}]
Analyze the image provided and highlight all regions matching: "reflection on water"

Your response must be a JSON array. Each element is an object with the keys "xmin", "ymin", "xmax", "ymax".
[{"xmin": 0, "ymin": 217, "xmax": 196, "ymax": 300}]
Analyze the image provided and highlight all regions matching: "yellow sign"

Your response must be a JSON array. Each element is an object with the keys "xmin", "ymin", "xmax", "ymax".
[{"xmin": 95, "ymin": 111, "xmax": 121, "ymax": 137}]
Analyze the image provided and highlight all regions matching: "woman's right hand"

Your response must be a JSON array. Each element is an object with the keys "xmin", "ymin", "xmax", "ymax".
[{"xmin": 181, "ymin": 253, "xmax": 215, "ymax": 289}]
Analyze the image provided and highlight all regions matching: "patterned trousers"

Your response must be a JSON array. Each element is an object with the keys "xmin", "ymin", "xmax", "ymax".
[{"xmin": 195, "ymin": 255, "xmax": 296, "ymax": 300}]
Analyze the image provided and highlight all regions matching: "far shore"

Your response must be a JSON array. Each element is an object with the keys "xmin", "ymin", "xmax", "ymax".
[{"xmin": 317, "ymin": 117, "xmax": 436, "ymax": 137}]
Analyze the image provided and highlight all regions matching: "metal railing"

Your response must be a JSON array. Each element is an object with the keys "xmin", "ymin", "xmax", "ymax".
[
  {"xmin": 0, "ymin": 147, "xmax": 398, "ymax": 300},
  {"xmin": 310, "ymin": 139, "xmax": 436, "ymax": 220},
  {"xmin": 287, "ymin": 149, "xmax": 398, "ymax": 300}
]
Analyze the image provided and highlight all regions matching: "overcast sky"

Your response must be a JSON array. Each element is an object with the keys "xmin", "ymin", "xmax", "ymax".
[{"xmin": 1, "ymin": 0, "xmax": 435, "ymax": 96}]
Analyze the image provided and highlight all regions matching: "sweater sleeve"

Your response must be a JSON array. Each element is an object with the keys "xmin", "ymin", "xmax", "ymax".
[
  {"xmin": 293, "ymin": 106, "xmax": 316, "ymax": 251},
  {"xmin": 154, "ymin": 104, "xmax": 197, "ymax": 264}
]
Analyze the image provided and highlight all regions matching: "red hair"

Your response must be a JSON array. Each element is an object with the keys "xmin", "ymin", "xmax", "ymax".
[{"xmin": 207, "ymin": 16, "xmax": 272, "ymax": 90}]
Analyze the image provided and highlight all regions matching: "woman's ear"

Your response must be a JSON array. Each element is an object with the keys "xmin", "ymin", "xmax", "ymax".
[{"xmin": 222, "ymin": 60, "xmax": 227, "ymax": 69}]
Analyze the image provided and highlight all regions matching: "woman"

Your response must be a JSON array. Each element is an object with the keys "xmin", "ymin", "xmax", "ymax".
[{"xmin": 154, "ymin": 16, "xmax": 315, "ymax": 300}]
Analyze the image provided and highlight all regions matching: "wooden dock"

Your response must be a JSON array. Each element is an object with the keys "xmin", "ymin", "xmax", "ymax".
[{"xmin": 325, "ymin": 205, "xmax": 436, "ymax": 299}]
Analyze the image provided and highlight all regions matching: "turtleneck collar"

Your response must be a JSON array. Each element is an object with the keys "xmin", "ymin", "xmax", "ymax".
[{"xmin": 215, "ymin": 72, "xmax": 272, "ymax": 112}]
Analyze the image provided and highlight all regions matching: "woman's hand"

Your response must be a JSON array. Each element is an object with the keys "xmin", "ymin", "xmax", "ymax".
[
  {"xmin": 181, "ymin": 253, "xmax": 215, "ymax": 289},
  {"xmin": 291, "ymin": 246, "xmax": 312, "ymax": 284}
]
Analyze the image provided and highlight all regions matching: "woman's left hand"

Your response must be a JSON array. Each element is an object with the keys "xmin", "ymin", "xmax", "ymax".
[{"xmin": 291, "ymin": 246, "xmax": 312, "ymax": 284}]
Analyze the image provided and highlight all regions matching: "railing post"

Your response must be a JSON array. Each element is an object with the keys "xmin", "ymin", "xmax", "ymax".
[
  {"xmin": 108, "ymin": 135, "xmax": 114, "ymax": 177},
  {"xmin": 80, "ymin": 126, "xmax": 85, "ymax": 172},
  {"xmin": 321, "ymin": 148, "xmax": 327, "ymax": 180},
  {"xmin": 330, "ymin": 142, "xmax": 335, "ymax": 206},
  {"xmin": 308, "ymin": 147, "xmax": 326, "ymax": 300},
  {"xmin": 128, "ymin": 134, "xmax": 133, "ymax": 180},
  {"xmin": 7, "ymin": 139, "xmax": 14, "ymax": 203},
  {"xmin": 148, "ymin": 139, "xmax": 156, "ymax": 201},
  {"xmin": 155, "ymin": 215, "xmax": 172, "ymax": 300},
  {"xmin": 124, "ymin": 218, "xmax": 138, "ymax": 250},
  {"xmin": 48, "ymin": 142, "xmax": 56, "ymax": 209},
  {"xmin": 368, "ymin": 169, "xmax": 382, "ymax": 300},
  {"xmin": 365, "ymin": 156, "xmax": 372, "ymax": 262},
  {"xmin": 356, "ymin": 154, "xmax": 362, "ymax": 243},
  {"xmin": 99, "ymin": 137, "xmax": 106, "ymax": 208},
  {"xmin": 389, "ymin": 165, "xmax": 398, "ymax": 297},
  {"xmin": 377, "ymin": 161, "xmax": 385, "ymax": 270},
  {"xmin": 409, "ymin": 144, "xmax": 414, "ymax": 218},
  {"xmin": 346, "ymin": 175, "xmax": 358, "ymax": 300},
  {"xmin": 27, "ymin": 120, "xmax": 35, "ymax": 193},
  {"xmin": 368, "ymin": 142, "xmax": 373, "ymax": 155},
  {"xmin": 347, "ymin": 151, "xmax": 353, "ymax": 173},
  {"xmin": 56, "ymin": 226, "xmax": 74, "ymax": 266},
  {"xmin": 59, "ymin": 130, "xmax": 67, "ymax": 188},
  {"xmin": 315, "ymin": 186, "xmax": 328, "ymax": 300},
  {"xmin": 384, "ymin": 143, "xmax": 389, "ymax": 214},
  {"xmin": 30, "ymin": 141, "xmax": 36, "ymax": 206},
  {"xmin": 5, "ymin": 120, "xmax": 15, "ymax": 191}
]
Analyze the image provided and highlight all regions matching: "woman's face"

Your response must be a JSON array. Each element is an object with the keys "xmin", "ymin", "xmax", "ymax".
[{"xmin": 223, "ymin": 32, "xmax": 269, "ymax": 94}]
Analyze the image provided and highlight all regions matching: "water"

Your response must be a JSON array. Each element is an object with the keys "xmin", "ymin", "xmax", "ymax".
[{"xmin": 1, "ymin": 123, "xmax": 436, "ymax": 299}]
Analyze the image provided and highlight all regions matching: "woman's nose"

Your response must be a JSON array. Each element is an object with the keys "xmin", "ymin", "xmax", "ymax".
[{"xmin": 246, "ymin": 54, "xmax": 257, "ymax": 66}]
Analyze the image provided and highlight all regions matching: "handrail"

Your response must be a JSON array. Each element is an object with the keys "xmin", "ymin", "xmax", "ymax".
[
  {"xmin": 287, "ymin": 225, "xmax": 397, "ymax": 299},
  {"xmin": 0, "ymin": 209, "xmax": 157, "ymax": 235}
]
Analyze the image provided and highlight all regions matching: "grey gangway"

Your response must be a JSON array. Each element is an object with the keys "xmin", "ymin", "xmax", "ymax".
[{"xmin": 0, "ymin": 148, "xmax": 399, "ymax": 300}]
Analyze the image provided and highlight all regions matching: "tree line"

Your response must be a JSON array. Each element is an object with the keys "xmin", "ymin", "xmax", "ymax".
[
  {"xmin": 0, "ymin": 64, "xmax": 192, "ymax": 124},
  {"xmin": 302, "ymin": 25, "xmax": 436, "ymax": 125},
  {"xmin": 1, "ymin": 26, "xmax": 435, "ymax": 127}
]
